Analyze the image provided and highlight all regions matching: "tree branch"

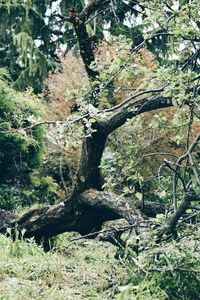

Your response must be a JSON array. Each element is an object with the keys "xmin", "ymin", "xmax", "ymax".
[
  {"xmin": 102, "ymin": 83, "xmax": 200, "ymax": 135},
  {"xmin": 164, "ymin": 190, "xmax": 197, "ymax": 238},
  {"xmin": 104, "ymin": 94, "xmax": 172, "ymax": 135},
  {"xmin": 80, "ymin": 0, "xmax": 110, "ymax": 20},
  {"xmin": 101, "ymin": 87, "xmax": 165, "ymax": 113}
]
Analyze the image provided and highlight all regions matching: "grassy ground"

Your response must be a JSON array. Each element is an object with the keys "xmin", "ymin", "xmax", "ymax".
[{"xmin": 0, "ymin": 233, "xmax": 126, "ymax": 300}]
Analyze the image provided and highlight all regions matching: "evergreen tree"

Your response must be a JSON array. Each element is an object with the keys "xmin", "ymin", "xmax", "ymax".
[
  {"xmin": 0, "ymin": 1, "xmax": 59, "ymax": 91},
  {"xmin": 0, "ymin": 0, "xmax": 166, "ymax": 92}
]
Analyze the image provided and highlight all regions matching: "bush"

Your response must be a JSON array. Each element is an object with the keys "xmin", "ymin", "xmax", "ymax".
[
  {"xmin": 0, "ymin": 82, "xmax": 45, "ymax": 182},
  {"xmin": 0, "ymin": 185, "xmax": 20, "ymax": 211}
]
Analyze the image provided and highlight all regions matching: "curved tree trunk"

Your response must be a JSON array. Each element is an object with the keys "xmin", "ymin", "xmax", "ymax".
[{"xmin": 0, "ymin": 0, "xmax": 199, "ymax": 248}]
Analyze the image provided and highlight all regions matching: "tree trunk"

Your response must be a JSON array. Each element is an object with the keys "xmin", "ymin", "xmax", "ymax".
[
  {"xmin": 0, "ymin": 190, "xmax": 165, "ymax": 243},
  {"xmin": 75, "ymin": 122, "xmax": 108, "ymax": 192}
]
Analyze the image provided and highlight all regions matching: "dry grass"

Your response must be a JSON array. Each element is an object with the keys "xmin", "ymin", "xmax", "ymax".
[{"xmin": 0, "ymin": 233, "xmax": 126, "ymax": 299}]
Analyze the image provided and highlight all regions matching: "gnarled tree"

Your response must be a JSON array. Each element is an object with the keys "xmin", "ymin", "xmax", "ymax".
[{"xmin": 0, "ymin": 0, "xmax": 200, "ymax": 248}]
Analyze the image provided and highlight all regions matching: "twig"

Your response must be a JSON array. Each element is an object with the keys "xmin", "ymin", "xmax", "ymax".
[{"xmin": 69, "ymin": 223, "xmax": 152, "ymax": 242}]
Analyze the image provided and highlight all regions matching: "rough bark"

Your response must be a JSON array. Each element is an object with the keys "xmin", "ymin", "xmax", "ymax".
[
  {"xmin": 0, "ymin": 190, "xmax": 165, "ymax": 242},
  {"xmin": 67, "ymin": 5, "xmax": 102, "ymax": 106},
  {"xmin": 66, "ymin": 1, "xmax": 113, "ymax": 106},
  {"xmin": 0, "ymin": 209, "xmax": 17, "ymax": 231},
  {"xmin": 75, "ymin": 122, "xmax": 108, "ymax": 192},
  {"xmin": 71, "ymin": 15, "xmax": 99, "ymax": 81}
]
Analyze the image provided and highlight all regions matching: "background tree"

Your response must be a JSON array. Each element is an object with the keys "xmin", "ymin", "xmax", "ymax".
[
  {"xmin": 0, "ymin": 0, "xmax": 60, "ymax": 91},
  {"xmin": 1, "ymin": 0, "xmax": 182, "ymax": 92}
]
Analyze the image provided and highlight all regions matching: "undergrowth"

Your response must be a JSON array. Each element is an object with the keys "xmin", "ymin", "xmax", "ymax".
[{"xmin": 0, "ymin": 233, "xmax": 125, "ymax": 300}]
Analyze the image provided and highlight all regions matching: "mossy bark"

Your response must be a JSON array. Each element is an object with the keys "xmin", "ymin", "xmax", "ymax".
[{"xmin": 0, "ymin": 190, "xmax": 165, "ymax": 242}]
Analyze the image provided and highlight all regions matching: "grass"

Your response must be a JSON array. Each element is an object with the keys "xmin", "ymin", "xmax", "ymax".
[{"xmin": 0, "ymin": 233, "xmax": 127, "ymax": 299}]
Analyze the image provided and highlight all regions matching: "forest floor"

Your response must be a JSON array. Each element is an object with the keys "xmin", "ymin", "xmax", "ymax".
[{"xmin": 0, "ymin": 232, "xmax": 127, "ymax": 299}]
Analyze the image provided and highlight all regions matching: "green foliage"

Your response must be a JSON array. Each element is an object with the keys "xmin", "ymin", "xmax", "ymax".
[
  {"xmin": 30, "ymin": 174, "xmax": 59, "ymax": 204},
  {"xmin": 0, "ymin": 82, "xmax": 45, "ymax": 182},
  {"xmin": 0, "ymin": 0, "xmax": 199, "ymax": 296},
  {"xmin": 0, "ymin": 81, "xmax": 51, "ymax": 209},
  {"xmin": 0, "ymin": 1, "xmax": 57, "ymax": 91},
  {"xmin": 13, "ymin": 32, "xmax": 50, "ymax": 91},
  {"xmin": 0, "ymin": 185, "xmax": 20, "ymax": 211},
  {"xmin": 101, "ymin": 117, "xmax": 162, "ymax": 200},
  {"xmin": 1, "ymin": 0, "xmax": 198, "ymax": 92},
  {"xmin": 117, "ymin": 234, "xmax": 200, "ymax": 299}
]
